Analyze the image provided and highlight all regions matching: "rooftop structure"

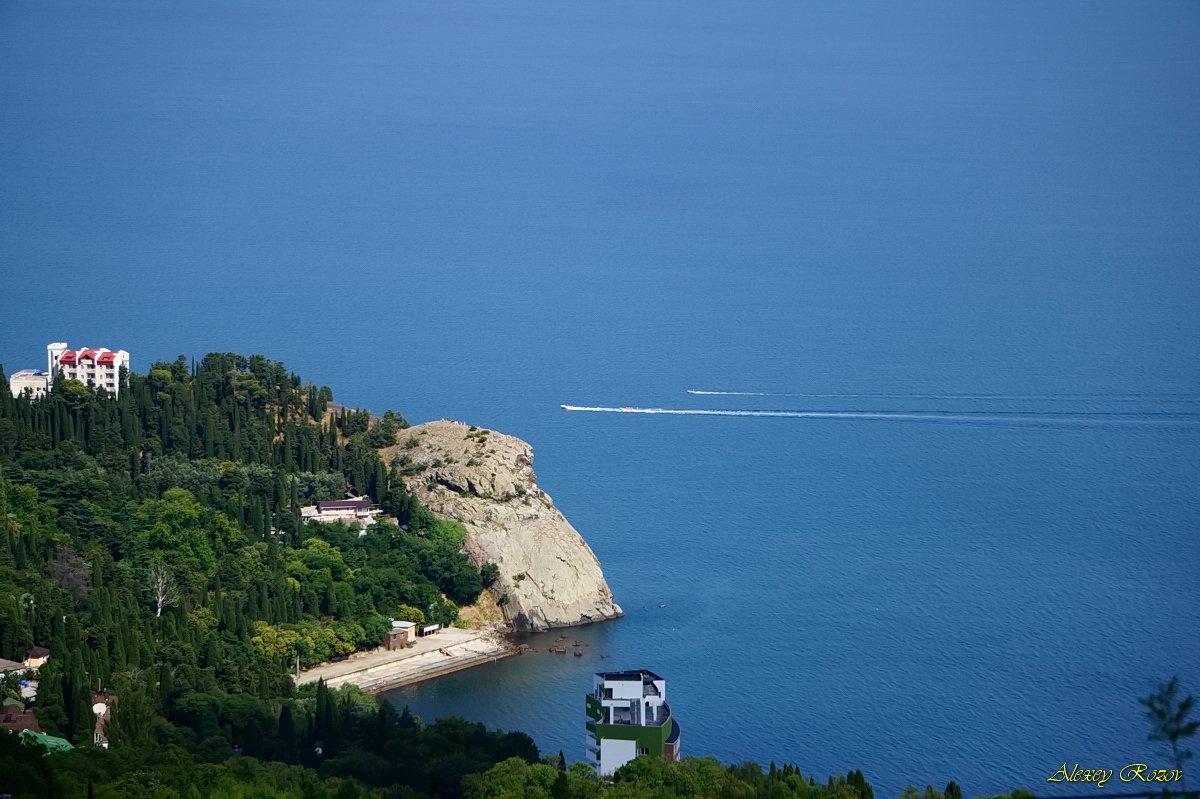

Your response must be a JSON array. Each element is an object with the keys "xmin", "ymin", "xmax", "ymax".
[
  {"xmin": 19, "ymin": 728, "xmax": 73, "ymax": 752},
  {"xmin": 0, "ymin": 658, "xmax": 26, "ymax": 676},
  {"xmin": 585, "ymin": 669, "xmax": 681, "ymax": 776},
  {"xmin": 1, "ymin": 700, "xmax": 41, "ymax": 736}
]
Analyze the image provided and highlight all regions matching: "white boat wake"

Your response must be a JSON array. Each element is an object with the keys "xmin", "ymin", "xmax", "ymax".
[
  {"xmin": 686, "ymin": 389, "xmax": 1200, "ymax": 402},
  {"xmin": 560, "ymin": 405, "xmax": 1200, "ymax": 426}
]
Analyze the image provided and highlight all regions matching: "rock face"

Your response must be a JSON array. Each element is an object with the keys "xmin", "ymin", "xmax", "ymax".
[{"xmin": 380, "ymin": 420, "xmax": 623, "ymax": 632}]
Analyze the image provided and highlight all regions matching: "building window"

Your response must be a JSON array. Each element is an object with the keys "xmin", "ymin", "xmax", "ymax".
[{"xmin": 639, "ymin": 747, "xmax": 649, "ymax": 756}]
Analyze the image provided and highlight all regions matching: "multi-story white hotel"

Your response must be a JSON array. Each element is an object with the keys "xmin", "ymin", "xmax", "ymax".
[
  {"xmin": 585, "ymin": 670, "xmax": 681, "ymax": 776},
  {"xmin": 9, "ymin": 343, "xmax": 131, "ymax": 399},
  {"xmin": 47, "ymin": 342, "xmax": 130, "ymax": 397}
]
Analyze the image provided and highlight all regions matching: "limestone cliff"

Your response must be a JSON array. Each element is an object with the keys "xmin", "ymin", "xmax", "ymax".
[{"xmin": 379, "ymin": 420, "xmax": 622, "ymax": 632}]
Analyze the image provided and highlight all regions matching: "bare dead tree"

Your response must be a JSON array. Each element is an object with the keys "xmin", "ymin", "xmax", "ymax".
[
  {"xmin": 149, "ymin": 561, "xmax": 177, "ymax": 618},
  {"xmin": 48, "ymin": 547, "xmax": 92, "ymax": 600}
]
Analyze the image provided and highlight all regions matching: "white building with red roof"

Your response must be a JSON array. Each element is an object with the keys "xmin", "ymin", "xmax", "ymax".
[{"xmin": 47, "ymin": 342, "xmax": 129, "ymax": 396}]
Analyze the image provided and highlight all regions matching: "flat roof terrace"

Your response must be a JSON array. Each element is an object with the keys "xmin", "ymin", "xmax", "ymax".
[{"xmin": 597, "ymin": 669, "xmax": 662, "ymax": 683}]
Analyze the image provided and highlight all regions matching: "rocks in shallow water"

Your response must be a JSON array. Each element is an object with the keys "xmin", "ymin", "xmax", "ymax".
[{"xmin": 383, "ymin": 420, "xmax": 623, "ymax": 632}]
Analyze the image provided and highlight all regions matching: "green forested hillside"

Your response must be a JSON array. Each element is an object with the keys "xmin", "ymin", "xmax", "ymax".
[{"xmin": 0, "ymin": 354, "xmax": 516, "ymax": 796}]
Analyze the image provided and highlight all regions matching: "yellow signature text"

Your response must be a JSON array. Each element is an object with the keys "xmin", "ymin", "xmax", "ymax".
[
  {"xmin": 1047, "ymin": 763, "xmax": 1113, "ymax": 788},
  {"xmin": 1047, "ymin": 762, "xmax": 1184, "ymax": 788},
  {"xmin": 1120, "ymin": 763, "xmax": 1184, "ymax": 784}
]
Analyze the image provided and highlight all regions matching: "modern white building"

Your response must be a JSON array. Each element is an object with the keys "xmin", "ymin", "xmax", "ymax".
[
  {"xmin": 8, "ymin": 370, "xmax": 51, "ymax": 399},
  {"xmin": 585, "ymin": 670, "xmax": 681, "ymax": 776},
  {"xmin": 47, "ymin": 342, "xmax": 130, "ymax": 396}
]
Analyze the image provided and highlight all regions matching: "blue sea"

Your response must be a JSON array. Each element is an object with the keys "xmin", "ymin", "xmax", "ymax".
[{"xmin": 2, "ymin": 1, "xmax": 1198, "ymax": 795}]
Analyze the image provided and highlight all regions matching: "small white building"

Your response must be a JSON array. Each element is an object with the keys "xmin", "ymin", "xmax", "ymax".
[
  {"xmin": 8, "ymin": 370, "xmax": 50, "ymax": 399},
  {"xmin": 385, "ymin": 620, "xmax": 417, "ymax": 649},
  {"xmin": 299, "ymin": 497, "xmax": 382, "ymax": 530},
  {"xmin": 23, "ymin": 646, "xmax": 50, "ymax": 670}
]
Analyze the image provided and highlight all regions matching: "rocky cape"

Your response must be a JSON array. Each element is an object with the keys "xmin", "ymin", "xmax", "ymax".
[{"xmin": 380, "ymin": 420, "xmax": 623, "ymax": 632}]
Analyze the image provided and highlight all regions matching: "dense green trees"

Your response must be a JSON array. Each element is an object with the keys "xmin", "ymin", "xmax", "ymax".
[
  {"xmin": 0, "ymin": 353, "xmax": 485, "ymax": 668},
  {"xmin": 463, "ymin": 756, "xmax": 885, "ymax": 799},
  {"xmin": 0, "ymin": 355, "xmax": 507, "ymax": 796},
  {"xmin": 0, "ymin": 692, "xmax": 539, "ymax": 798}
]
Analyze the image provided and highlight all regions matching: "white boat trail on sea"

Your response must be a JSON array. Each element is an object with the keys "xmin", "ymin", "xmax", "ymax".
[
  {"xmin": 561, "ymin": 405, "xmax": 1200, "ymax": 425},
  {"xmin": 686, "ymin": 389, "xmax": 1200, "ymax": 401}
]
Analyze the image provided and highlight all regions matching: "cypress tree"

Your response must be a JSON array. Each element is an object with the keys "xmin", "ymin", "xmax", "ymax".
[
  {"xmin": 204, "ymin": 635, "xmax": 220, "ymax": 667},
  {"xmin": 0, "ymin": 365, "xmax": 11, "ymax": 418},
  {"xmin": 158, "ymin": 662, "xmax": 175, "ymax": 714},
  {"xmin": 314, "ymin": 679, "xmax": 331, "ymax": 743},
  {"xmin": 278, "ymin": 705, "xmax": 296, "ymax": 763}
]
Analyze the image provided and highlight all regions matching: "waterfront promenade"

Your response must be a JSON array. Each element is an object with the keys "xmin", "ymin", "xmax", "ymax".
[{"xmin": 296, "ymin": 627, "xmax": 512, "ymax": 694}]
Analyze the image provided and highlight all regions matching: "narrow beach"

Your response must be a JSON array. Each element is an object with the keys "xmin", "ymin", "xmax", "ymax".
[{"xmin": 296, "ymin": 627, "xmax": 513, "ymax": 694}]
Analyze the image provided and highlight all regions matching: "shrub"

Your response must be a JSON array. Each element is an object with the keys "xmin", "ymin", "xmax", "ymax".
[{"xmin": 480, "ymin": 563, "xmax": 500, "ymax": 588}]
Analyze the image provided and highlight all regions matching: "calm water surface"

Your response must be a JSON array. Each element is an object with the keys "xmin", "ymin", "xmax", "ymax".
[{"xmin": 2, "ymin": 1, "xmax": 1198, "ymax": 795}]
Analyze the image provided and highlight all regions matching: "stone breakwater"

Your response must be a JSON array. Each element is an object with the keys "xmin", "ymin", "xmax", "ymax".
[{"xmin": 381, "ymin": 420, "xmax": 623, "ymax": 632}]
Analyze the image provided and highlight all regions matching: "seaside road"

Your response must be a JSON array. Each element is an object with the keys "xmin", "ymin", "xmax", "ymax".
[{"xmin": 295, "ymin": 627, "xmax": 512, "ymax": 694}]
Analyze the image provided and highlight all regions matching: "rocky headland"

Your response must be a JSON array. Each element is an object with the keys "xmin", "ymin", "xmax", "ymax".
[{"xmin": 379, "ymin": 420, "xmax": 623, "ymax": 632}]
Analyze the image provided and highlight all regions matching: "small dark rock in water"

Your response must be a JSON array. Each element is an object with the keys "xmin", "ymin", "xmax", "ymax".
[{"xmin": 573, "ymin": 650, "xmax": 583, "ymax": 657}]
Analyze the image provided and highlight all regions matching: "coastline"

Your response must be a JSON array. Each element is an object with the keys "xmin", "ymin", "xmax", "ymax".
[{"xmin": 295, "ymin": 626, "xmax": 514, "ymax": 694}]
